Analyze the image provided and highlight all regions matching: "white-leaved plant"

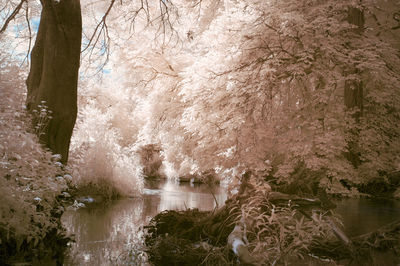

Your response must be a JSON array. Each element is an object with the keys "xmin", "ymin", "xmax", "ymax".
[{"xmin": 0, "ymin": 59, "xmax": 68, "ymax": 255}]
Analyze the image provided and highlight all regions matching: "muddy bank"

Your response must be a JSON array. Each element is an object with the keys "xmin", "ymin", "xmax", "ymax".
[{"xmin": 145, "ymin": 208, "xmax": 237, "ymax": 265}]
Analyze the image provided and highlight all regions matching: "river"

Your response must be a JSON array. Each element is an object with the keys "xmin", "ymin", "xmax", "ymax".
[
  {"xmin": 61, "ymin": 180, "xmax": 400, "ymax": 265},
  {"xmin": 62, "ymin": 179, "xmax": 227, "ymax": 265}
]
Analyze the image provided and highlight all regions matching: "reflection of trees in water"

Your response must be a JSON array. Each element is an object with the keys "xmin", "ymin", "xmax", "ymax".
[
  {"xmin": 142, "ymin": 180, "xmax": 228, "ymax": 217},
  {"xmin": 143, "ymin": 195, "xmax": 162, "ymax": 221},
  {"xmin": 157, "ymin": 180, "xmax": 227, "ymax": 212},
  {"xmin": 62, "ymin": 199, "xmax": 145, "ymax": 265},
  {"xmin": 62, "ymin": 181, "xmax": 227, "ymax": 264}
]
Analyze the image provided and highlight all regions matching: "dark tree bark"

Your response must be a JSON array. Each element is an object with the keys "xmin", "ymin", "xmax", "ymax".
[
  {"xmin": 347, "ymin": 7, "xmax": 365, "ymax": 35},
  {"xmin": 26, "ymin": 0, "xmax": 82, "ymax": 164},
  {"xmin": 344, "ymin": 6, "xmax": 364, "ymax": 167}
]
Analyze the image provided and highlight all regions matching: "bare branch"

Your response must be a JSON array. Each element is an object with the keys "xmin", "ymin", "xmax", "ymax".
[
  {"xmin": 127, "ymin": 0, "xmax": 150, "ymax": 33},
  {"xmin": 0, "ymin": 0, "xmax": 27, "ymax": 34},
  {"xmin": 81, "ymin": 0, "xmax": 179, "ymax": 74},
  {"xmin": 21, "ymin": 0, "xmax": 32, "ymax": 66},
  {"xmin": 81, "ymin": 0, "xmax": 116, "ymax": 53}
]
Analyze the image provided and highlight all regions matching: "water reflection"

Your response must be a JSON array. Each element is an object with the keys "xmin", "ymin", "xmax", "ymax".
[
  {"xmin": 62, "ymin": 179, "xmax": 227, "ymax": 265},
  {"xmin": 335, "ymin": 198, "xmax": 400, "ymax": 237},
  {"xmin": 145, "ymin": 179, "xmax": 226, "ymax": 214},
  {"xmin": 62, "ymin": 199, "xmax": 146, "ymax": 265},
  {"xmin": 62, "ymin": 181, "xmax": 400, "ymax": 265}
]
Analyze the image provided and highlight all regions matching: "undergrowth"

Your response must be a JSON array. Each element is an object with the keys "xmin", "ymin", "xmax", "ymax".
[
  {"xmin": 69, "ymin": 104, "xmax": 144, "ymax": 200},
  {"xmin": 144, "ymin": 177, "xmax": 338, "ymax": 265},
  {"xmin": 145, "ymin": 209, "xmax": 238, "ymax": 266},
  {"xmin": 0, "ymin": 62, "xmax": 70, "ymax": 264},
  {"xmin": 237, "ymin": 183, "xmax": 336, "ymax": 264},
  {"xmin": 69, "ymin": 142, "xmax": 143, "ymax": 200}
]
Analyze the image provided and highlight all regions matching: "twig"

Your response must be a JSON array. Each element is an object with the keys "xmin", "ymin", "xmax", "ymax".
[{"xmin": 21, "ymin": 0, "xmax": 32, "ymax": 67}]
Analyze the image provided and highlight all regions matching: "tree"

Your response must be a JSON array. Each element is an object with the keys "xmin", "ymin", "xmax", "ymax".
[
  {"xmin": 150, "ymin": 0, "xmax": 400, "ymax": 190},
  {"xmin": 344, "ymin": 5, "xmax": 364, "ymax": 168},
  {"xmin": 1, "ymin": 0, "xmax": 176, "ymax": 163},
  {"xmin": 25, "ymin": 0, "xmax": 82, "ymax": 164},
  {"xmin": 3, "ymin": 0, "xmax": 399, "ymax": 190}
]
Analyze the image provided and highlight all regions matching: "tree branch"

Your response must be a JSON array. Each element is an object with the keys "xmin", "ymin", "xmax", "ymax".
[
  {"xmin": 81, "ymin": 0, "xmax": 116, "ymax": 54},
  {"xmin": 0, "ymin": 0, "xmax": 27, "ymax": 34},
  {"xmin": 21, "ymin": 0, "xmax": 32, "ymax": 66}
]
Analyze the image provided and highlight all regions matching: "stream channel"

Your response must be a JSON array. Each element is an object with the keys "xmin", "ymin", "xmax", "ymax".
[{"xmin": 61, "ymin": 180, "xmax": 400, "ymax": 265}]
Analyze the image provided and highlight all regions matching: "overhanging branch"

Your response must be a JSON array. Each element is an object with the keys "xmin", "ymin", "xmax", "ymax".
[{"xmin": 0, "ymin": 0, "xmax": 27, "ymax": 34}]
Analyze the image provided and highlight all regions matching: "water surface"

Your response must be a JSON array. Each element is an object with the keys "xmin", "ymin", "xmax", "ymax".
[
  {"xmin": 335, "ymin": 197, "xmax": 400, "ymax": 237},
  {"xmin": 62, "ymin": 179, "xmax": 227, "ymax": 265},
  {"xmin": 62, "ymin": 182, "xmax": 400, "ymax": 265}
]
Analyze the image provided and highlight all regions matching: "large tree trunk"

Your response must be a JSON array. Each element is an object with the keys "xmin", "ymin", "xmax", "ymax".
[{"xmin": 26, "ymin": 0, "xmax": 82, "ymax": 164}]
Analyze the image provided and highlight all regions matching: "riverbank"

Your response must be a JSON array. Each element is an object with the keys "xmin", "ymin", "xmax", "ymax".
[
  {"xmin": 57, "ymin": 178, "xmax": 400, "ymax": 265},
  {"xmin": 144, "ymin": 188, "xmax": 400, "ymax": 266},
  {"xmin": 0, "ymin": 78, "xmax": 75, "ymax": 264},
  {"xmin": 0, "ymin": 147, "xmax": 74, "ymax": 264}
]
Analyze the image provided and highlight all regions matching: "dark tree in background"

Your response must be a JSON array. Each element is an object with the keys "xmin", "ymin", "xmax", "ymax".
[
  {"xmin": 344, "ymin": 6, "xmax": 364, "ymax": 168},
  {"xmin": 26, "ymin": 0, "xmax": 82, "ymax": 163}
]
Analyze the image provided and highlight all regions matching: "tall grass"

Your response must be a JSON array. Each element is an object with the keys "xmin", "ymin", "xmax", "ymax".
[{"xmin": 226, "ymin": 178, "xmax": 338, "ymax": 265}]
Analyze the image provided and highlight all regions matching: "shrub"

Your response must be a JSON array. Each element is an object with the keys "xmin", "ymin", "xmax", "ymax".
[
  {"xmin": 0, "ymin": 61, "xmax": 69, "ymax": 263},
  {"xmin": 70, "ymin": 106, "xmax": 144, "ymax": 199}
]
